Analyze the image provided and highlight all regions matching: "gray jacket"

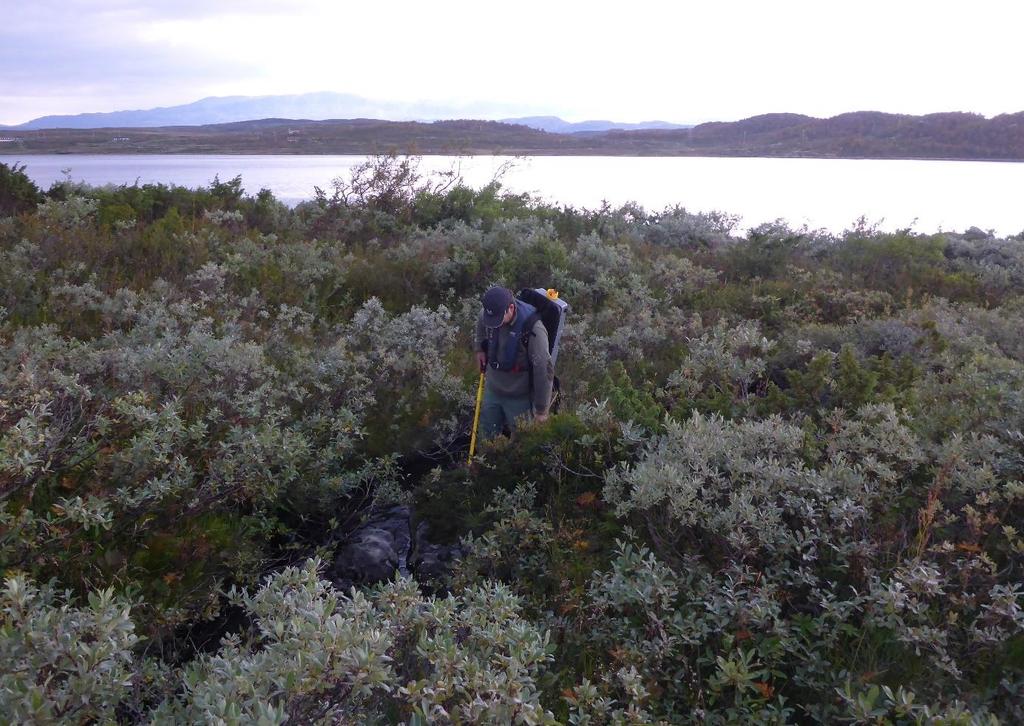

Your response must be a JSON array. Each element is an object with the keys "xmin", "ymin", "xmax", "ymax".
[{"xmin": 475, "ymin": 311, "xmax": 554, "ymax": 414}]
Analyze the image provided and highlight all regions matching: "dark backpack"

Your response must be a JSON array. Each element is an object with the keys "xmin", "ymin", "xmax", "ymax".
[
  {"xmin": 516, "ymin": 288, "xmax": 569, "ymax": 412},
  {"xmin": 515, "ymin": 288, "xmax": 569, "ymax": 366}
]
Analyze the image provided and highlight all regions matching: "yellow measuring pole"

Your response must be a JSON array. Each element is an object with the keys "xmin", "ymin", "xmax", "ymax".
[{"xmin": 467, "ymin": 371, "xmax": 485, "ymax": 465}]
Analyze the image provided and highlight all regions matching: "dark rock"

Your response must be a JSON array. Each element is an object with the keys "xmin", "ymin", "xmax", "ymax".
[
  {"xmin": 371, "ymin": 506, "xmax": 412, "ymax": 570},
  {"xmin": 327, "ymin": 505, "xmax": 411, "ymax": 590},
  {"xmin": 328, "ymin": 528, "xmax": 396, "ymax": 590},
  {"xmin": 409, "ymin": 521, "xmax": 462, "ymax": 585},
  {"xmin": 326, "ymin": 505, "xmax": 461, "ymax": 592}
]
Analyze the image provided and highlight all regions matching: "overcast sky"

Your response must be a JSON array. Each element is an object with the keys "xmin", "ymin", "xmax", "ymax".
[{"xmin": 2, "ymin": 0, "xmax": 1022, "ymax": 126}]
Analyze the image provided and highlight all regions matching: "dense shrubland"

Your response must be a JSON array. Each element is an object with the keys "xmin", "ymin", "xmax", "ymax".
[{"xmin": 1, "ymin": 157, "xmax": 1023, "ymax": 723}]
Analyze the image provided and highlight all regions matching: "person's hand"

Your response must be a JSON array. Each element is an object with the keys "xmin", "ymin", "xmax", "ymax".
[
  {"xmin": 534, "ymin": 411, "xmax": 549, "ymax": 423},
  {"xmin": 476, "ymin": 352, "xmax": 487, "ymax": 372}
]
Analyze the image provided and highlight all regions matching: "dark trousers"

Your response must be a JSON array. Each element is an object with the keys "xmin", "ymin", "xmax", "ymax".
[{"xmin": 479, "ymin": 389, "xmax": 533, "ymax": 440}]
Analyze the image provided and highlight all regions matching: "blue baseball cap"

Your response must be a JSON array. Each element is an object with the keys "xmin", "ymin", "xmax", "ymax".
[{"xmin": 481, "ymin": 286, "xmax": 514, "ymax": 327}]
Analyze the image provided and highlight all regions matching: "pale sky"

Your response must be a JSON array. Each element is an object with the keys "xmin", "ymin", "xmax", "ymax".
[{"xmin": 2, "ymin": 0, "xmax": 1022, "ymax": 126}]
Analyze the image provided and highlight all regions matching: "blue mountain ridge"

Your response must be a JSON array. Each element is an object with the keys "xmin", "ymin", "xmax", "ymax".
[{"xmin": 2, "ymin": 92, "xmax": 692, "ymax": 133}]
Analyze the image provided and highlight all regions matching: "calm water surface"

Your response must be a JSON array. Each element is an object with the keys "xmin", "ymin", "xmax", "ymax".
[{"xmin": 3, "ymin": 154, "xmax": 1022, "ymax": 236}]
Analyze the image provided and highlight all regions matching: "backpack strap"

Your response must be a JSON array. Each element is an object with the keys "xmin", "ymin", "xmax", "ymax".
[
  {"xmin": 486, "ymin": 299, "xmax": 537, "ymax": 372},
  {"xmin": 522, "ymin": 313, "xmax": 540, "ymax": 392}
]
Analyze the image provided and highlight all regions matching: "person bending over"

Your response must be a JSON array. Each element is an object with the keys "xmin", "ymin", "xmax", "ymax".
[{"xmin": 474, "ymin": 286, "xmax": 554, "ymax": 440}]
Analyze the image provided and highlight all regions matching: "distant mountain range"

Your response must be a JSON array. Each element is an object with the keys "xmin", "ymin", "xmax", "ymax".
[
  {"xmin": 500, "ymin": 116, "xmax": 690, "ymax": 134},
  {"xmin": 3, "ymin": 111, "xmax": 1022, "ymax": 161},
  {"xmin": 0, "ymin": 92, "xmax": 691, "ymax": 134}
]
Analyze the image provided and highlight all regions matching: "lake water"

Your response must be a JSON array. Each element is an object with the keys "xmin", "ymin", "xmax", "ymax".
[{"xmin": 3, "ymin": 153, "xmax": 1023, "ymax": 236}]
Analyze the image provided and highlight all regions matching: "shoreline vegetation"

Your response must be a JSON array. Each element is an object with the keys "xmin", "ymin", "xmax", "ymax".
[
  {"xmin": 2, "ymin": 110, "xmax": 1024, "ymax": 161},
  {"xmin": 2, "ymin": 156, "xmax": 1023, "ymax": 722}
]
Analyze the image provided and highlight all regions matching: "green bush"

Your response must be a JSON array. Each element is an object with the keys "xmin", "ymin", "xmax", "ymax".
[{"xmin": 0, "ymin": 162, "xmax": 44, "ymax": 216}]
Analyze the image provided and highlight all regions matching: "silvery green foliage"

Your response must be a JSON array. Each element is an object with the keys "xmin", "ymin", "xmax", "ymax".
[
  {"xmin": 154, "ymin": 559, "xmax": 399, "ymax": 724},
  {"xmin": 157, "ymin": 559, "xmax": 556, "ymax": 724},
  {"xmin": 936, "ymin": 432, "xmax": 1011, "ymax": 494},
  {"xmin": 824, "ymin": 403, "xmax": 925, "ymax": 489},
  {"xmin": 204, "ymin": 208, "xmax": 245, "ymax": 226},
  {"xmin": 0, "ymin": 575, "xmax": 139, "ymax": 723},
  {"xmin": 487, "ymin": 217, "xmax": 557, "ymax": 251},
  {"xmin": 218, "ymin": 233, "xmax": 346, "ymax": 303},
  {"xmin": 650, "ymin": 254, "xmax": 720, "ymax": 303},
  {"xmin": 945, "ymin": 230, "xmax": 1024, "ymax": 293},
  {"xmin": 578, "ymin": 539, "xmax": 801, "ymax": 722},
  {"xmin": 604, "ymin": 411, "xmax": 806, "ymax": 555},
  {"xmin": 424, "ymin": 222, "xmax": 485, "ymax": 289},
  {"xmin": 848, "ymin": 317, "xmax": 927, "ymax": 359},
  {"xmin": 347, "ymin": 297, "xmax": 464, "ymax": 408},
  {"xmin": 577, "ymin": 535, "xmax": 1011, "ymax": 723},
  {"xmin": 0, "ymin": 246, "xmax": 466, "ymax": 620},
  {"xmin": 575, "ymin": 302, "xmax": 695, "ymax": 368},
  {"xmin": 667, "ymin": 320, "xmax": 776, "ymax": 401},
  {"xmin": 605, "ymin": 403, "xmax": 924, "ymax": 558},
  {"xmin": 0, "ymin": 240, "xmax": 45, "ymax": 316},
  {"xmin": 606, "ymin": 401, "xmax": 929, "ymax": 557},
  {"xmin": 584, "ymin": 539, "xmax": 682, "ymax": 685},
  {"xmin": 642, "ymin": 205, "xmax": 739, "ymax": 249},
  {"xmin": 909, "ymin": 298, "xmax": 1024, "ymax": 363},
  {"xmin": 592, "ymin": 389, "xmax": 1023, "ymax": 719},
  {"xmin": 561, "ymin": 232, "xmax": 641, "ymax": 309},
  {"xmin": 401, "ymin": 582, "xmax": 556, "ymax": 724},
  {"xmin": 0, "ymin": 366, "xmax": 96, "ymax": 495},
  {"xmin": 453, "ymin": 483, "xmax": 556, "ymax": 599},
  {"xmin": 8, "ymin": 164, "xmax": 1024, "ymax": 722},
  {"xmin": 36, "ymin": 194, "xmax": 99, "ymax": 229},
  {"xmin": 835, "ymin": 682, "xmax": 999, "ymax": 725},
  {"xmin": 342, "ymin": 296, "xmax": 469, "ymax": 450},
  {"xmin": 570, "ymin": 233, "xmax": 636, "ymax": 280},
  {"xmin": 565, "ymin": 666, "xmax": 663, "ymax": 725},
  {"xmin": 910, "ymin": 348, "xmax": 1024, "ymax": 445},
  {"xmin": 562, "ymin": 303, "xmax": 698, "ymax": 400}
]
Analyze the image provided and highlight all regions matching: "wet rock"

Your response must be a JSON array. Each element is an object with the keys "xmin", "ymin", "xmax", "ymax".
[
  {"xmin": 326, "ymin": 505, "xmax": 462, "ymax": 592},
  {"xmin": 410, "ymin": 520, "xmax": 462, "ymax": 585},
  {"xmin": 371, "ymin": 507, "xmax": 412, "ymax": 571},
  {"xmin": 327, "ymin": 505, "xmax": 411, "ymax": 590}
]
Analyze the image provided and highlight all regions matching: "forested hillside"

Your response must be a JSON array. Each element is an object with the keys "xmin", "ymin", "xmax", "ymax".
[
  {"xmin": 5, "ymin": 110, "xmax": 1024, "ymax": 159},
  {"xmin": 1, "ymin": 157, "xmax": 1023, "ymax": 723}
]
